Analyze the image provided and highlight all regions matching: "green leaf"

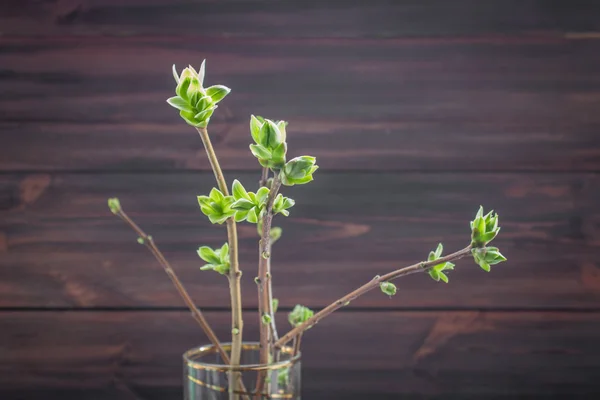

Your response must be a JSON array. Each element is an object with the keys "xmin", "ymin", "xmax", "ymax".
[
  {"xmin": 197, "ymin": 246, "xmax": 220, "ymax": 264},
  {"xmin": 194, "ymin": 106, "xmax": 216, "ymax": 122},
  {"xmin": 198, "ymin": 60, "xmax": 206, "ymax": 87},
  {"xmin": 250, "ymin": 115, "xmax": 263, "ymax": 144},
  {"xmin": 218, "ymin": 242, "xmax": 229, "ymax": 264},
  {"xmin": 234, "ymin": 210, "xmax": 249, "ymax": 222},
  {"xmin": 172, "ymin": 64, "xmax": 179, "ymax": 83},
  {"xmin": 231, "ymin": 198, "xmax": 255, "ymax": 211},
  {"xmin": 259, "ymin": 119, "xmax": 282, "ymax": 149},
  {"xmin": 249, "ymin": 144, "xmax": 272, "ymax": 161},
  {"xmin": 429, "ymin": 269, "xmax": 441, "ymax": 281},
  {"xmin": 209, "ymin": 188, "xmax": 225, "ymax": 202},
  {"xmin": 271, "ymin": 142, "xmax": 287, "ymax": 166},
  {"xmin": 176, "ymin": 75, "xmax": 192, "ymax": 100},
  {"xmin": 205, "ymin": 85, "xmax": 231, "ymax": 103},
  {"xmin": 379, "ymin": 281, "xmax": 397, "ymax": 296},
  {"xmin": 255, "ymin": 187, "xmax": 270, "ymax": 207},
  {"xmin": 166, "ymin": 96, "xmax": 192, "ymax": 112},
  {"xmin": 232, "ymin": 179, "xmax": 250, "ymax": 201},
  {"xmin": 107, "ymin": 198, "xmax": 121, "ymax": 214},
  {"xmin": 179, "ymin": 110, "xmax": 199, "ymax": 126},
  {"xmin": 434, "ymin": 243, "xmax": 443, "ymax": 258},
  {"xmin": 196, "ymin": 95, "xmax": 213, "ymax": 112},
  {"xmin": 438, "ymin": 271, "xmax": 449, "ymax": 283},
  {"xmin": 246, "ymin": 207, "xmax": 259, "ymax": 224},
  {"xmin": 277, "ymin": 120, "xmax": 288, "ymax": 143},
  {"xmin": 281, "ymin": 156, "xmax": 318, "ymax": 186},
  {"xmin": 479, "ymin": 260, "xmax": 491, "ymax": 272}
]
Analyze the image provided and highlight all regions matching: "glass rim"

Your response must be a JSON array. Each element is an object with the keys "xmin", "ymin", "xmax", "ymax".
[{"xmin": 184, "ymin": 342, "xmax": 301, "ymax": 372}]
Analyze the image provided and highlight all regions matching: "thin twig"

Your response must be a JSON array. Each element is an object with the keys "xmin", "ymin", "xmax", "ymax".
[
  {"xmin": 255, "ymin": 173, "xmax": 283, "ymax": 397},
  {"xmin": 275, "ymin": 245, "xmax": 474, "ymax": 348},
  {"xmin": 259, "ymin": 166, "xmax": 270, "ymax": 188},
  {"xmin": 114, "ymin": 210, "xmax": 229, "ymax": 362},
  {"xmin": 196, "ymin": 126, "xmax": 243, "ymax": 399}
]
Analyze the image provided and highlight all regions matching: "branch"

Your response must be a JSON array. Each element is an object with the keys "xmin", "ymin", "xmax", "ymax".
[
  {"xmin": 114, "ymin": 210, "xmax": 229, "ymax": 363},
  {"xmin": 255, "ymin": 173, "xmax": 282, "ymax": 395},
  {"xmin": 275, "ymin": 245, "xmax": 473, "ymax": 348},
  {"xmin": 196, "ymin": 126, "xmax": 243, "ymax": 398}
]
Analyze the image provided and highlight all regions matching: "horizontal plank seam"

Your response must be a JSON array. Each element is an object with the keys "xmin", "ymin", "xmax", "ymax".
[
  {"xmin": 1, "ymin": 306, "xmax": 600, "ymax": 313},
  {"xmin": 1, "ymin": 170, "xmax": 599, "ymax": 175}
]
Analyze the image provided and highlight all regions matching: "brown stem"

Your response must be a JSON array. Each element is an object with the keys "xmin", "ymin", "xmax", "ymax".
[
  {"xmin": 255, "ymin": 173, "xmax": 283, "ymax": 396},
  {"xmin": 275, "ymin": 245, "xmax": 474, "ymax": 348},
  {"xmin": 196, "ymin": 126, "xmax": 243, "ymax": 399},
  {"xmin": 259, "ymin": 166, "xmax": 270, "ymax": 188},
  {"xmin": 292, "ymin": 333, "xmax": 303, "ymax": 357},
  {"xmin": 259, "ymin": 167, "xmax": 279, "ymax": 348},
  {"xmin": 114, "ymin": 210, "xmax": 229, "ymax": 362}
]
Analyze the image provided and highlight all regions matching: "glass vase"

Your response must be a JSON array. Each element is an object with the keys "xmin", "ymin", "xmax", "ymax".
[{"xmin": 184, "ymin": 342, "xmax": 301, "ymax": 400}]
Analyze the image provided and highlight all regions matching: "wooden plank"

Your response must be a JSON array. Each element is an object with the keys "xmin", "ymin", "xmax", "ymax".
[
  {"xmin": 1, "ymin": 37, "xmax": 599, "ymax": 171},
  {"xmin": 1, "ymin": 0, "xmax": 599, "ymax": 38},
  {"xmin": 1, "ymin": 310, "xmax": 599, "ymax": 398},
  {"xmin": 1, "ymin": 172, "xmax": 598, "ymax": 309}
]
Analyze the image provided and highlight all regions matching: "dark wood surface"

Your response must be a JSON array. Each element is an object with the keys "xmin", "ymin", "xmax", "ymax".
[
  {"xmin": 2, "ymin": 311, "xmax": 600, "ymax": 399},
  {"xmin": 1, "ymin": 1, "xmax": 600, "ymax": 399}
]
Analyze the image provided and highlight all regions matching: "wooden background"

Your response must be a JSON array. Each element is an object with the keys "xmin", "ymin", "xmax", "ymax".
[{"xmin": 1, "ymin": 1, "xmax": 600, "ymax": 398}]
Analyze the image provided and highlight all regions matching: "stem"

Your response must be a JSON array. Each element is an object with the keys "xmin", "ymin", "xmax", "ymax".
[
  {"xmin": 255, "ymin": 173, "xmax": 283, "ymax": 396},
  {"xmin": 275, "ymin": 245, "xmax": 473, "ymax": 348},
  {"xmin": 114, "ymin": 210, "xmax": 229, "ymax": 362},
  {"xmin": 259, "ymin": 166, "xmax": 270, "ymax": 188},
  {"xmin": 292, "ymin": 333, "xmax": 303, "ymax": 357},
  {"xmin": 196, "ymin": 127, "xmax": 243, "ymax": 398},
  {"xmin": 259, "ymin": 167, "xmax": 279, "ymax": 347}
]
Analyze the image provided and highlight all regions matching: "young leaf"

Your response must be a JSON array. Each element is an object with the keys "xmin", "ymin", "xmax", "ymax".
[
  {"xmin": 380, "ymin": 281, "xmax": 397, "ymax": 296},
  {"xmin": 250, "ymin": 115, "xmax": 263, "ymax": 144},
  {"xmin": 205, "ymin": 85, "xmax": 231, "ymax": 103},
  {"xmin": 259, "ymin": 119, "xmax": 283, "ymax": 149},
  {"xmin": 231, "ymin": 198, "xmax": 255, "ymax": 211},
  {"xmin": 166, "ymin": 96, "xmax": 192, "ymax": 112},
  {"xmin": 250, "ymin": 144, "xmax": 272, "ymax": 161},
  {"xmin": 197, "ymin": 246, "xmax": 220, "ymax": 264},
  {"xmin": 272, "ymin": 298, "xmax": 279, "ymax": 313},
  {"xmin": 232, "ymin": 179, "xmax": 250, "ymax": 201}
]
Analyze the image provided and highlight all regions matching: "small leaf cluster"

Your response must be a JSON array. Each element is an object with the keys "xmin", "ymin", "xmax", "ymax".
[
  {"xmin": 249, "ymin": 116, "xmax": 288, "ymax": 169},
  {"xmin": 281, "ymin": 156, "xmax": 318, "ymax": 186},
  {"xmin": 168, "ymin": 61, "xmax": 230, "ymax": 128},
  {"xmin": 470, "ymin": 206, "xmax": 501, "ymax": 247},
  {"xmin": 197, "ymin": 188, "xmax": 235, "ymax": 224},
  {"xmin": 470, "ymin": 207, "xmax": 506, "ymax": 271},
  {"xmin": 198, "ymin": 243, "xmax": 230, "ymax": 275},
  {"xmin": 231, "ymin": 180, "xmax": 295, "ymax": 223},
  {"xmin": 427, "ymin": 243, "xmax": 455, "ymax": 283},
  {"xmin": 288, "ymin": 305, "xmax": 314, "ymax": 327},
  {"xmin": 471, "ymin": 247, "xmax": 506, "ymax": 272},
  {"xmin": 379, "ymin": 281, "xmax": 397, "ymax": 297}
]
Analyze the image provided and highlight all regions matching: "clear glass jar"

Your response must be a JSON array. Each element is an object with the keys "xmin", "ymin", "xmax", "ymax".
[{"xmin": 184, "ymin": 342, "xmax": 301, "ymax": 400}]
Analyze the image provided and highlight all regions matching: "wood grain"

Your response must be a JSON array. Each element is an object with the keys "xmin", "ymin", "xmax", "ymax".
[
  {"xmin": 1, "ymin": 172, "xmax": 598, "ymax": 308},
  {"xmin": 2, "ymin": 37, "xmax": 599, "ymax": 171},
  {"xmin": 2, "ymin": 0, "xmax": 599, "ymax": 38},
  {"xmin": 1, "ymin": 310, "xmax": 599, "ymax": 398}
]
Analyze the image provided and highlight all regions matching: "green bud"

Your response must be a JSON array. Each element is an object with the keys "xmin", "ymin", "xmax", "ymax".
[
  {"xmin": 197, "ymin": 246, "xmax": 220, "ymax": 264},
  {"xmin": 471, "ymin": 206, "xmax": 501, "ymax": 247},
  {"xmin": 270, "ymin": 227, "xmax": 283, "ymax": 243},
  {"xmin": 288, "ymin": 305, "xmax": 314, "ymax": 327},
  {"xmin": 276, "ymin": 120, "xmax": 288, "ymax": 143},
  {"xmin": 258, "ymin": 119, "xmax": 283, "ymax": 149},
  {"xmin": 281, "ymin": 156, "xmax": 319, "ymax": 186},
  {"xmin": 380, "ymin": 281, "xmax": 397, "ymax": 296},
  {"xmin": 272, "ymin": 298, "xmax": 279, "ymax": 313},
  {"xmin": 232, "ymin": 328, "xmax": 240, "ymax": 335},
  {"xmin": 250, "ymin": 115, "xmax": 264, "ymax": 144},
  {"xmin": 107, "ymin": 198, "xmax": 121, "ymax": 214},
  {"xmin": 137, "ymin": 237, "xmax": 145, "ymax": 245},
  {"xmin": 262, "ymin": 313, "xmax": 272, "ymax": 325}
]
